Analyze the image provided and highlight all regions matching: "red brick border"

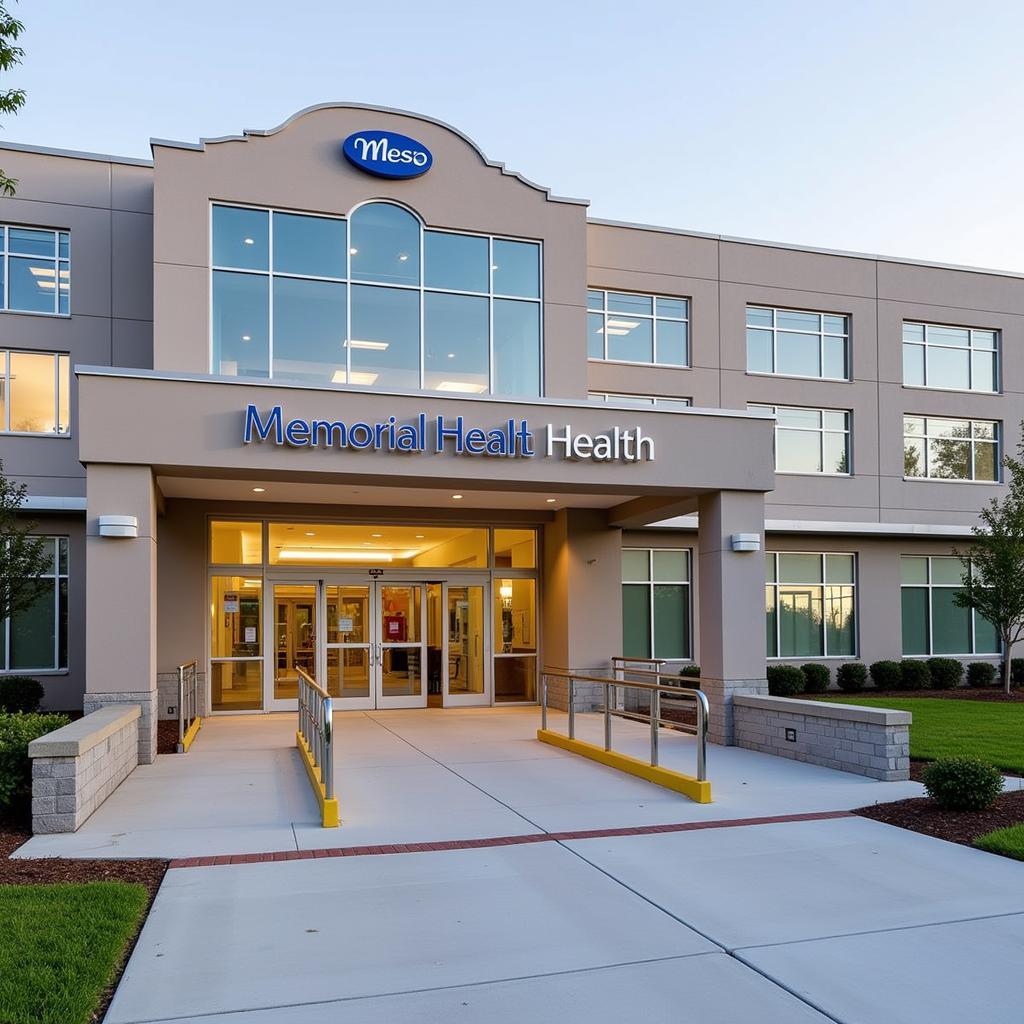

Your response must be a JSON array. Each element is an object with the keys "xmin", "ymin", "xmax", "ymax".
[{"xmin": 168, "ymin": 810, "xmax": 853, "ymax": 869}]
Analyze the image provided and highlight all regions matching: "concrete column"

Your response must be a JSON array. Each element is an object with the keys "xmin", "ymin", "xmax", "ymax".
[
  {"xmin": 542, "ymin": 508, "xmax": 623, "ymax": 710},
  {"xmin": 84, "ymin": 464, "xmax": 158, "ymax": 764},
  {"xmin": 697, "ymin": 490, "xmax": 768, "ymax": 745}
]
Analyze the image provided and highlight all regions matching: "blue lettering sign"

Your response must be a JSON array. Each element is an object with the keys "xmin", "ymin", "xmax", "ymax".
[{"xmin": 342, "ymin": 130, "xmax": 433, "ymax": 179}]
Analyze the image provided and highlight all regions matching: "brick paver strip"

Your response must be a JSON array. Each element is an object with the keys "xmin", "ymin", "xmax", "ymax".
[{"xmin": 168, "ymin": 810, "xmax": 853, "ymax": 870}]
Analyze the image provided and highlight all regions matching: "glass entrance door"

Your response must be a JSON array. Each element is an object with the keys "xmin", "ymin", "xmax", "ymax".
[
  {"xmin": 269, "ymin": 583, "xmax": 317, "ymax": 711},
  {"xmin": 325, "ymin": 584, "xmax": 373, "ymax": 708},
  {"xmin": 377, "ymin": 583, "xmax": 427, "ymax": 708},
  {"xmin": 443, "ymin": 580, "xmax": 490, "ymax": 706}
]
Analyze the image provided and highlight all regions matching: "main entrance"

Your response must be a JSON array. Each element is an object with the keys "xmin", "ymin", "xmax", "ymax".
[{"xmin": 267, "ymin": 576, "xmax": 490, "ymax": 711}]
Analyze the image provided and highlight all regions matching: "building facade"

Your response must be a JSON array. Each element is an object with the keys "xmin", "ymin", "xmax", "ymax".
[{"xmin": 0, "ymin": 104, "xmax": 1015, "ymax": 763}]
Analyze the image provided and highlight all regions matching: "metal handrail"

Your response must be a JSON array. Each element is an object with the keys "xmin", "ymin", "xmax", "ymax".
[
  {"xmin": 296, "ymin": 666, "xmax": 334, "ymax": 801},
  {"xmin": 177, "ymin": 660, "xmax": 199, "ymax": 753},
  {"xmin": 542, "ymin": 665, "xmax": 708, "ymax": 782}
]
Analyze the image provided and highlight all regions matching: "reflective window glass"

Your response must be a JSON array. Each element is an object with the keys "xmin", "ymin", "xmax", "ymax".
[
  {"xmin": 349, "ymin": 285, "xmax": 420, "ymax": 389},
  {"xmin": 350, "ymin": 203, "xmax": 420, "ymax": 285},
  {"xmin": 424, "ymin": 292, "xmax": 489, "ymax": 394},
  {"xmin": 904, "ymin": 416, "xmax": 1000, "ymax": 482},
  {"xmin": 272, "ymin": 212, "xmax": 346, "ymax": 278},
  {"xmin": 212, "ymin": 271, "xmax": 269, "ymax": 377},
  {"xmin": 424, "ymin": 231, "xmax": 488, "ymax": 292},
  {"xmin": 776, "ymin": 310, "xmax": 820, "ymax": 331},
  {"xmin": 273, "ymin": 277, "xmax": 347, "ymax": 384},
  {"xmin": 928, "ymin": 346, "xmax": 970, "ymax": 389},
  {"xmin": 622, "ymin": 549, "xmax": 650, "ymax": 581},
  {"xmin": 9, "ymin": 258, "xmax": 58, "ymax": 313},
  {"xmin": 607, "ymin": 292, "xmax": 652, "ymax": 316},
  {"xmin": 588, "ymin": 312, "xmax": 605, "ymax": 358},
  {"xmin": 746, "ymin": 328, "xmax": 772, "ymax": 372},
  {"xmin": 903, "ymin": 321, "xmax": 1000, "ymax": 392},
  {"xmin": 9, "ymin": 228, "xmax": 55, "ymax": 257},
  {"xmin": 9, "ymin": 352, "xmax": 58, "ymax": 433},
  {"xmin": 210, "ymin": 521, "xmax": 263, "ymax": 564},
  {"xmin": 656, "ymin": 319, "xmax": 688, "ymax": 365},
  {"xmin": 779, "ymin": 553, "xmax": 823, "ymax": 584},
  {"xmin": 493, "ymin": 529, "xmax": 536, "ymax": 568},
  {"xmin": 776, "ymin": 429, "xmax": 822, "ymax": 473},
  {"xmin": 747, "ymin": 306, "xmax": 848, "ymax": 379},
  {"xmin": 653, "ymin": 549, "xmax": 689, "ymax": 581},
  {"xmin": 621, "ymin": 548, "xmax": 692, "ymax": 660},
  {"xmin": 492, "ymin": 240, "xmax": 540, "ymax": 298},
  {"xmin": 493, "ymin": 299, "xmax": 540, "ymax": 397},
  {"xmin": 212, "ymin": 206, "xmax": 268, "ymax": 271},
  {"xmin": 777, "ymin": 331, "xmax": 820, "ymax": 376},
  {"xmin": 903, "ymin": 343, "xmax": 925, "ymax": 386},
  {"xmin": 746, "ymin": 307, "xmax": 773, "ymax": 327},
  {"xmin": 607, "ymin": 316, "xmax": 652, "ymax": 362}
]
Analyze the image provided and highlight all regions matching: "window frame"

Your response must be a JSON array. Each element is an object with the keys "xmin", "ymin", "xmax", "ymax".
[
  {"xmin": 1, "ymin": 535, "xmax": 69, "ymax": 674},
  {"xmin": 0, "ymin": 225, "xmax": 71, "ymax": 317},
  {"xmin": 749, "ymin": 403, "xmax": 852, "ymax": 476},
  {"xmin": 745, "ymin": 305, "xmax": 850, "ymax": 381},
  {"xmin": 587, "ymin": 289, "xmax": 691, "ymax": 368},
  {"xmin": 621, "ymin": 547, "xmax": 693, "ymax": 661},
  {"xmin": 589, "ymin": 392, "xmax": 692, "ymax": 409},
  {"xmin": 209, "ymin": 200, "xmax": 544, "ymax": 397},
  {"xmin": 903, "ymin": 415, "xmax": 1000, "ymax": 483},
  {"xmin": 0, "ymin": 349, "xmax": 72, "ymax": 437},
  {"xmin": 765, "ymin": 551, "xmax": 858, "ymax": 660},
  {"xmin": 899, "ymin": 555, "xmax": 1000, "ymax": 657},
  {"xmin": 901, "ymin": 321, "xmax": 1000, "ymax": 394}
]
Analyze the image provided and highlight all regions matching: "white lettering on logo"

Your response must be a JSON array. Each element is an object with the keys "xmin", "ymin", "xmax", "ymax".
[{"xmin": 353, "ymin": 136, "xmax": 428, "ymax": 167}]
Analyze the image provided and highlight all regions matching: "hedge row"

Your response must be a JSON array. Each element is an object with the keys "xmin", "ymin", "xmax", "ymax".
[{"xmin": 763, "ymin": 658, "xmax": 1004, "ymax": 697}]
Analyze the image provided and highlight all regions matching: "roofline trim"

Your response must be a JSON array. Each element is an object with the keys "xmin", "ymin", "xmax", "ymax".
[
  {"xmin": 0, "ymin": 139, "xmax": 153, "ymax": 167},
  {"xmin": 587, "ymin": 216, "xmax": 1024, "ymax": 281},
  {"xmin": 150, "ymin": 101, "xmax": 590, "ymax": 207},
  {"xmin": 648, "ymin": 513, "xmax": 978, "ymax": 538}
]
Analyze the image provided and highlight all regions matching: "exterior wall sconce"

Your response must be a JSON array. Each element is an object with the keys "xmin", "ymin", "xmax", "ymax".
[
  {"xmin": 97, "ymin": 515, "xmax": 138, "ymax": 538},
  {"xmin": 730, "ymin": 532, "xmax": 761, "ymax": 552}
]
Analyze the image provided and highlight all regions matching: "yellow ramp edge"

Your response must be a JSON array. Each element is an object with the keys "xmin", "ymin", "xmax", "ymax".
[
  {"xmin": 537, "ymin": 728, "xmax": 711, "ymax": 804},
  {"xmin": 296, "ymin": 730, "xmax": 340, "ymax": 828},
  {"xmin": 180, "ymin": 716, "xmax": 202, "ymax": 753}
]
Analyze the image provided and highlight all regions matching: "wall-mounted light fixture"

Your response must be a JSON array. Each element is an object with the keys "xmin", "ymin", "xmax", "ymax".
[
  {"xmin": 97, "ymin": 515, "xmax": 138, "ymax": 538},
  {"xmin": 730, "ymin": 533, "xmax": 761, "ymax": 552}
]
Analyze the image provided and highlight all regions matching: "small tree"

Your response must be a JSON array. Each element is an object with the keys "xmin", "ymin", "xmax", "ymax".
[
  {"xmin": 954, "ymin": 423, "xmax": 1024, "ymax": 694},
  {"xmin": 0, "ymin": 460, "xmax": 50, "ymax": 628},
  {"xmin": 0, "ymin": 2, "xmax": 25, "ymax": 196}
]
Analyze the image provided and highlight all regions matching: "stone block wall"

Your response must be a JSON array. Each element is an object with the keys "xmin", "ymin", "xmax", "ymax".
[
  {"xmin": 733, "ymin": 694, "xmax": 911, "ymax": 781},
  {"xmin": 543, "ymin": 674, "xmax": 606, "ymax": 712},
  {"xmin": 84, "ymin": 690, "xmax": 157, "ymax": 764},
  {"xmin": 29, "ymin": 705, "xmax": 140, "ymax": 833},
  {"xmin": 157, "ymin": 669, "xmax": 208, "ymax": 720}
]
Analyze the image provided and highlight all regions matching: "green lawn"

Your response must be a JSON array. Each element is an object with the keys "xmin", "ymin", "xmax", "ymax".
[
  {"xmin": 975, "ymin": 823, "xmax": 1024, "ymax": 861},
  {"xmin": 823, "ymin": 696, "xmax": 1024, "ymax": 774},
  {"xmin": 0, "ymin": 881, "xmax": 149, "ymax": 1024}
]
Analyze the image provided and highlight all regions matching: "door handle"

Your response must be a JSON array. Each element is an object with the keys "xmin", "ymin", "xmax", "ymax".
[{"xmin": 368, "ymin": 644, "xmax": 375, "ymax": 667}]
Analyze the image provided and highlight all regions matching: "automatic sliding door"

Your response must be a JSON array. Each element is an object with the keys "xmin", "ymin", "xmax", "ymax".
[{"xmin": 378, "ymin": 584, "xmax": 427, "ymax": 708}]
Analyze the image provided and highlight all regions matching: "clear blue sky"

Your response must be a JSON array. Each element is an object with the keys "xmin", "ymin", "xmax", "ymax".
[{"xmin": 5, "ymin": 0, "xmax": 1023, "ymax": 270}]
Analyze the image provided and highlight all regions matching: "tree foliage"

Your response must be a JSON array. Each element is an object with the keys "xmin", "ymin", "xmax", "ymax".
[
  {"xmin": 0, "ymin": 460, "xmax": 50, "ymax": 625},
  {"xmin": 0, "ymin": 2, "xmax": 25, "ymax": 197},
  {"xmin": 954, "ymin": 422, "xmax": 1024, "ymax": 693}
]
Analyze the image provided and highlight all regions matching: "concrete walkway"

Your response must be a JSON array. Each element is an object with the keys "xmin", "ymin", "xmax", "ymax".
[{"xmin": 16, "ymin": 707, "xmax": 938, "ymax": 859}]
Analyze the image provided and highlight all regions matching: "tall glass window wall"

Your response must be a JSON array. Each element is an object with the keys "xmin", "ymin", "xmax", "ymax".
[{"xmin": 211, "ymin": 202, "xmax": 542, "ymax": 397}]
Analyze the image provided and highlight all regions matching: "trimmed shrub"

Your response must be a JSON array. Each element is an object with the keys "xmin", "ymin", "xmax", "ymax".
[
  {"xmin": 800, "ymin": 663, "xmax": 831, "ymax": 694},
  {"xmin": 900, "ymin": 659, "xmax": 931, "ymax": 691},
  {"xmin": 1012, "ymin": 659, "xmax": 1024, "ymax": 686},
  {"xmin": 767, "ymin": 664, "xmax": 805, "ymax": 697},
  {"xmin": 869, "ymin": 660, "xmax": 902, "ymax": 691},
  {"xmin": 0, "ymin": 676, "xmax": 45, "ymax": 714},
  {"xmin": 922, "ymin": 756, "xmax": 1004, "ymax": 811},
  {"xmin": 927, "ymin": 657, "xmax": 963, "ymax": 690},
  {"xmin": 678, "ymin": 665, "xmax": 701, "ymax": 679},
  {"xmin": 836, "ymin": 661, "xmax": 867, "ymax": 693},
  {"xmin": 0, "ymin": 712, "xmax": 69, "ymax": 820},
  {"xmin": 967, "ymin": 662, "xmax": 998, "ymax": 689}
]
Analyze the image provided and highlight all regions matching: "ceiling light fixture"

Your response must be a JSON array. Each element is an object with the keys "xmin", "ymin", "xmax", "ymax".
[
  {"xmin": 349, "ymin": 247, "xmax": 358, "ymax": 255},
  {"xmin": 346, "ymin": 339, "xmax": 389, "ymax": 351},
  {"xmin": 371, "ymin": 533, "xmax": 383, "ymax": 538},
  {"xmin": 436, "ymin": 381, "xmax": 488, "ymax": 394},
  {"xmin": 546, "ymin": 498, "xmax": 557, "ymax": 503},
  {"xmin": 252, "ymin": 487, "xmax": 266, "ymax": 493},
  {"xmin": 241, "ymin": 334, "xmax": 251, "ymax": 342},
  {"xmin": 606, "ymin": 319, "xmax": 639, "ymax": 329},
  {"xmin": 243, "ymin": 238, "xmax": 255, "ymax": 246},
  {"xmin": 398, "ymin": 253, "xmax": 409, "ymax": 262},
  {"xmin": 278, "ymin": 550, "xmax": 394, "ymax": 562},
  {"xmin": 415, "ymin": 534, "xmax": 425, "ymax": 539},
  {"xmin": 451, "ymin": 494, "xmax": 463, "ymax": 500}
]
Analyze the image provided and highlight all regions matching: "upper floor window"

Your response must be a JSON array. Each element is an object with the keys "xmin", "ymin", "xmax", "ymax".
[
  {"xmin": 746, "ymin": 306, "xmax": 849, "ymax": 380},
  {"xmin": 211, "ymin": 202, "xmax": 542, "ymax": 397},
  {"xmin": 903, "ymin": 416, "xmax": 999, "ymax": 482},
  {"xmin": 0, "ymin": 226, "xmax": 70, "ymax": 315},
  {"xmin": 0, "ymin": 350, "xmax": 71, "ymax": 435},
  {"xmin": 588, "ymin": 392, "xmax": 691, "ymax": 409},
  {"xmin": 622, "ymin": 548, "xmax": 692, "ymax": 659},
  {"xmin": 902, "ymin": 322, "xmax": 998, "ymax": 393},
  {"xmin": 766, "ymin": 551, "xmax": 856, "ymax": 658},
  {"xmin": 1, "ymin": 536, "xmax": 69, "ymax": 672},
  {"xmin": 749, "ymin": 404, "xmax": 850, "ymax": 475},
  {"xmin": 587, "ymin": 290, "xmax": 689, "ymax": 366}
]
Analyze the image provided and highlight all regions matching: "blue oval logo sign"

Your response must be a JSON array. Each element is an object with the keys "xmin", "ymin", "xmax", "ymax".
[{"xmin": 342, "ymin": 130, "xmax": 432, "ymax": 179}]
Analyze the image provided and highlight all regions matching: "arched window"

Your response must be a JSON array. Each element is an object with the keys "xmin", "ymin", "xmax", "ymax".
[{"xmin": 211, "ymin": 200, "xmax": 541, "ymax": 397}]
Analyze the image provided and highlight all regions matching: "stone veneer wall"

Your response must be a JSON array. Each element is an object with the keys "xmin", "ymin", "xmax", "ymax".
[
  {"xmin": 733, "ymin": 694, "xmax": 911, "ymax": 781},
  {"xmin": 84, "ymin": 690, "xmax": 157, "ymax": 764},
  {"xmin": 157, "ymin": 669, "xmax": 208, "ymax": 720},
  {"xmin": 29, "ymin": 705, "xmax": 140, "ymax": 833}
]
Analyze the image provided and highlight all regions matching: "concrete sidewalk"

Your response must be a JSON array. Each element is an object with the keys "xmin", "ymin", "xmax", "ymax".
[
  {"xmin": 16, "ymin": 707, "xmax": 939, "ymax": 860},
  {"xmin": 105, "ymin": 814, "xmax": 1024, "ymax": 1024}
]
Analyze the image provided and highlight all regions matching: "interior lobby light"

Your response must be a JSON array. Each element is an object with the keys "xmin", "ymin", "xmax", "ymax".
[
  {"xmin": 346, "ymin": 339, "xmax": 389, "ymax": 350},
  {"xmin": 546, "ymin": 498, "xmax": 557, "ymax": 503},
  {"xmin": 371, "ymin": 532, "xmax": 383, "ymax": 538},
  {"xmin": 606, "ymin": 319, "xmax": 639, "ymax": 329},
  {"xmin": 241, "ymin": 334, "xmax": 251, "ymax": 342},
  {"xmin": 332, "ymin": 370, "xmax": 379, "ymax": 385},
  {"xmin": 252, "ymin": 487, "xmax": 266, "ymax": 493},
  {"xmin": 598, "ymin": 327, "xmax": 630, "ymax": 336},
  {"xmin": 451, "ymin": 494, "xmax": 463, "ymax": 500},
  {"xmin": 243, "ymin": 238, "xmax": 255, "ymax": 245},
  {"xmin": 278, "ymin": 549, "xmax": 394, "ymax": 562},
  {"xmin": 436, "ymin": 381, "xmax": 488, "ymax": 394},
  {"xmin": 398, "ymin": 253, "xmax": 409, "ymax": 262},
  {"xmin": 349, "ymin": 247, "xmax": 358, "ymax": 255}
]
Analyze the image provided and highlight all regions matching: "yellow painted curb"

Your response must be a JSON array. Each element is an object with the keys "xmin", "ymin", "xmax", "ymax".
[
  {"xmin": 180, "ymin": 716, "xmax": 202, "ymax": 753},
  {"xmin": 296, "ymin": 730, "xmax": 340, "ymax": 828},
  {"xmin": 537, "ymin": 728, "xmax": 712, "ymax": 803}
]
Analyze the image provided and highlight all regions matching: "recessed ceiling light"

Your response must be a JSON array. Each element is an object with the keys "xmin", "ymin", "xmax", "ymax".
[
  {"xmin": 362, "ymin": 541, "xmax": 372, "ymax": 546},
  {"xmin": 252, "ymin": 487, "xmax": 266, "ymax": 493},
  {"xmin": 371, "ymin": 533, "xmax": 383, "ymax": 538},
  {"xmin": 398, "ymin": 253, "xmax": 409, "ymax": 262},
  {"xmin": 491, "ymin": 264, "xmax": 498, "ymax": 271},
  {"xmin": 415, "ymin": 534, "xmax": 425, "ymax": 539},
  {"xmin": 451, "ymin": 494, "xmax": 463, "ymax": 500},
  {"xmin": 241, "ymin": 334, "xmax": 251, "ymax": 342},
  {"xmin": 546, "ymin": 497, "xmax": 557, "ymax": 503},
  {"xmin": 305, "ymin": 531, "xmax": 315, "ymax": 537},
  {"xmin": 243, "ymin": 238, "xmax": 255, "ymax": 245},
  {"xmin": 349, "ymin": 247, "xmax": 358, "ymax": 255},
  {"xmin": 446, "ymin": 352, "xmax": 455, "ymax": 359}
]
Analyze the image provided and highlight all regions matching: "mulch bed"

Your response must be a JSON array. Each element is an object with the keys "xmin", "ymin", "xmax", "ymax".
[
  {"xmin": 849, "ymin": 688, "xmax": 1024, "ymax": 703},
  {"xmin": 157, "ymin": 718, "xmax": 180, "ymax": 755},
  {"xmin": 1, "ymin": 822, "xmax": 167, "ymax": 1022},
  {"xmin": 855, "ymin": 789, "xmax": 1024, "ymax": 849}
]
